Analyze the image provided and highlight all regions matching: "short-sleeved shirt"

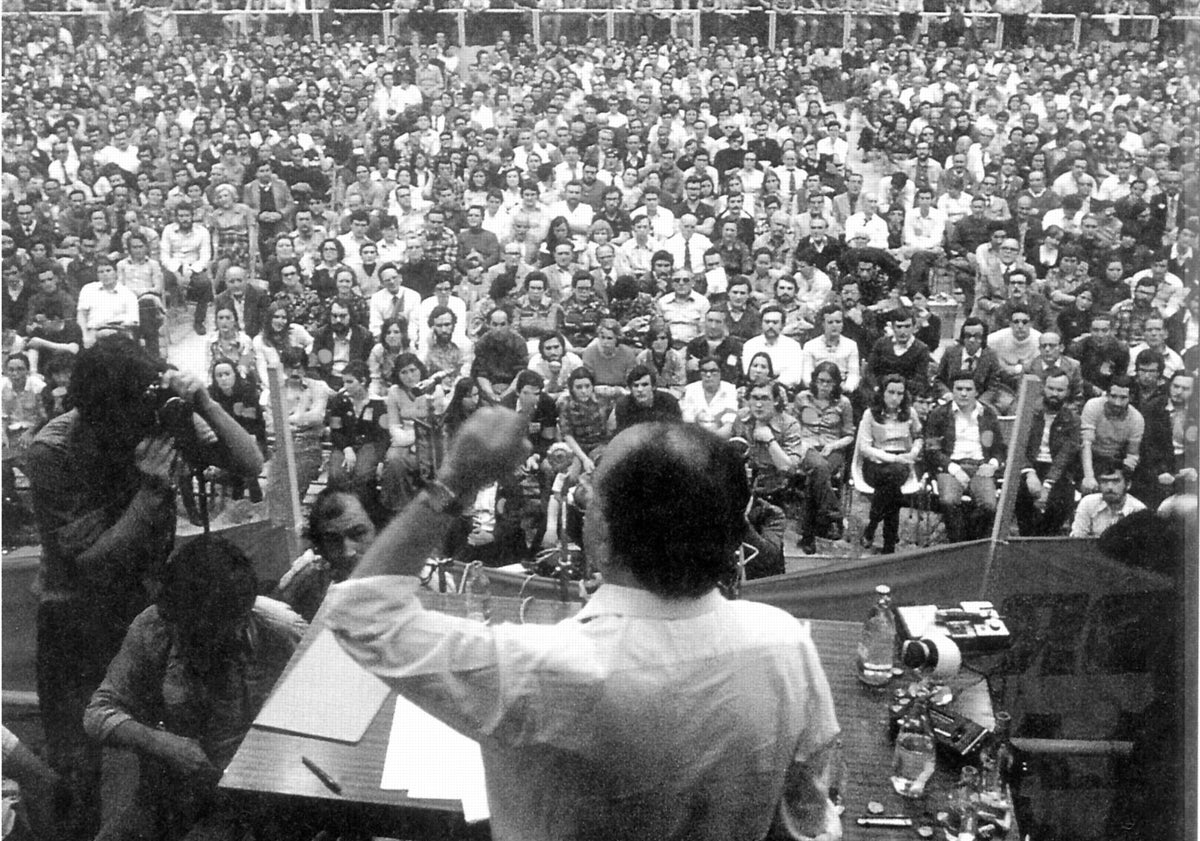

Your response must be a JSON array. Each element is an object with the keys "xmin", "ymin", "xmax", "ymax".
[{"xmin": 793, "ymin": 392, "xmax": 854, "ymax": 450}]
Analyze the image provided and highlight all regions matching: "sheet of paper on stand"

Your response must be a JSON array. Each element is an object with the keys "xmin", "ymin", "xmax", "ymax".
[
  {"xmin": 382, "ymin": 695, "xmax": 490, "ymax": 822},
  {"xmin": 255, "ymin": 628, "xmax": 391, "ymax": 743}
]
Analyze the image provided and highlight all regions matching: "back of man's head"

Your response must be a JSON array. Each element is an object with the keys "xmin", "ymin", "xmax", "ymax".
[
  {"xmin": 594, "ymin": 423, "xmax": 748, "ymax": 599},
  {"xmin": 70, "ymin": 334, "xmax": 161, "ymax": 437}
]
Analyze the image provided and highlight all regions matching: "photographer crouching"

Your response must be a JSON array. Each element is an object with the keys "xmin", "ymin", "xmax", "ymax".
[{"xmin": 25, "ymin": 334, "xmax": 264, "ymax": 837}]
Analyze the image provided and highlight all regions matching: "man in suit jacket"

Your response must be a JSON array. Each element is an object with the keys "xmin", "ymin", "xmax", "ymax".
[
  {"xmin": 10, "ymin": 200, "xmax": 59, "ymax": 254},
  {"xmin": 1147, "ymin": 171, "xmax": 1186, "ymax": 243},
  {"xmin": 243, "ymin": 161, "xmax": 295, "ymax": 262},
  {"xmin": 1015, "ymin": 368, "xmax": 1081, "ymax": 536},
  {"xmin": 923, "ymin": 371, "xmax": 1007, "ymax": 543},
  {"xmin": 934, "ymin": 317, "xmax": 1003, "ymax": 404},
  {"xmin": 213, "ymin": 266, "xmax": 270, "ymax": 337},
  {"xmin": 309, "ymin": 299, "xmax": 373, "ymax": 388}
]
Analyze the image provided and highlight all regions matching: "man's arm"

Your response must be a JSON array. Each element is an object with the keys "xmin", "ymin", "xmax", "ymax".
[
  {"xmin": 352, "ymin": 408, "xmax": 529, "ymax": 579},
  {"xmin": 169, "ymin": 371, "xmax": 263, "ymax": 478}
]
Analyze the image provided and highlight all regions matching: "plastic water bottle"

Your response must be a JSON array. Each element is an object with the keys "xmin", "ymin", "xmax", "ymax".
[
  {"xmin": 857, "ymin": 584, "xmax": 896, "ymax": 686},
  {"xmin": 891, "ymin": 696, "xmax": 936, "ymax": 798},
  {"xmin": 463, "ymin": 561, "xmax": 492, "ymax": 624}
]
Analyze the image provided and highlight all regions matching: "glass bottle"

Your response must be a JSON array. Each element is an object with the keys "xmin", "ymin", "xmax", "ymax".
[
  {"xmin": 463, "ymin": 561, "xmax": 492, "ymax": 624},
  {"xmin": 857, "ymin": 584, "xmax": 896, "ymax": 686},
  {"xmin": 976, "ymin": 711, "xmax": 1014, "ymax": 838},
  {"xmin": 891, "ymin": 696, "xmax": 936, "ymax": 798},
  {"xmin": 943, "ymin": 765, "xmax": 979, "ymax": 841}
]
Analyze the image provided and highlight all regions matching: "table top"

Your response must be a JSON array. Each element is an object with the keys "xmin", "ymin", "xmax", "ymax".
[{"xmin": 221, "ymin": 595, "xmax": 997, "ymax": 840}]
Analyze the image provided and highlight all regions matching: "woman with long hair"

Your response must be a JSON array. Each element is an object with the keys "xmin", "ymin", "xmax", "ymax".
[
  {"xmin": 441, "ymin": 375, "xmax": 482, "ymax": 441},
  {"xmin": 367, "ymin": 316, "xmax": 411, "ymax": 398},
  {"xmin": 855, "ymin": 374, "xmax": 924, "ymax": 554},
  {"xmin": 463, "ymin": 167, "xmax": 492, "ymax": 209},
  {"xmin": 381, "ymin": 352, "xmax": 448, "ymax": 512},
  {"xmin": 253, "ymin": 302, "xmax": 313, "ymax": 394},
  {"xmin": 793, "ymin": 360, "xmax": 855, "ymax": 552},
  {"xmin": 538, "ymin": 215, "xmax": 574, "ymax": 267},
  {"xmin": 210, "ymin": 357, "xmax": 267, "ymax": 503}
]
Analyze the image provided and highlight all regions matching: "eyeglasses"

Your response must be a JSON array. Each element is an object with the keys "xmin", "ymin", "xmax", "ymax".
[
  {"xmin": 700, "ymin": 367, "xmax": 720, "ymax": 374},
  {"xmin": 1010, "ymin": 317, "xmax": 1031, "ymax": 324}
]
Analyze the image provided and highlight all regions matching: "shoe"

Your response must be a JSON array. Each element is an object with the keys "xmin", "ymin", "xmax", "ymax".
[
  {"xmin": 859, "ymin": 532, "xmax": 874, "ymax": 550},
  {"xmin": 800, "ymin": 536, "xmax": 817, "ymax": 555},
  {"xmin": 194, "ymin": 323, "xmax": 207, "ymax": 335},
  {"xmin": 880, "ymin": 544, "xmax": 896, "ymax": 555},
  {"xmin": 826, "ymin": 520, "xmax": 845, "ymax": 542},
  {"xmin": 248, "ymin": 481, "xmax": 264, "ymax": 504}
]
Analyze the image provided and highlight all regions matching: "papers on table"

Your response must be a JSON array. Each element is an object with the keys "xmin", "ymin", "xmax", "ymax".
[
  {"xmin": 256, "ymin": 628, "xmax": 391, "ymax": 743},
  {"xmin": 382, "ymin": 695, "xmax": 490, "ymax": 822}
]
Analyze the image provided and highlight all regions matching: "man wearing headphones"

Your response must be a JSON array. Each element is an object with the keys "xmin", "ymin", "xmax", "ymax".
[{"xmin": 732, "ymin": 380, "xmax": 803, "ymax": 500}]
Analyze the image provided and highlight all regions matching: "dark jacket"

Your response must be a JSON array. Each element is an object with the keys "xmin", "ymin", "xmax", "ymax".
[
  {"xmin": 309, "ymin": 325, "xmax": 373, "ymax": 386},
  {"xmin": 923, "ymin": 400, "xmax": 1006, "ymax": 475},
  {"xmin": 214, "ymin": 285, "xmax": 271, "ymax": 338},
  {"xmin": 1023, "ymin": 406, "xmax": 1081, "ymax": 485},
  {"xmin": 935, "ymin": 344, "xmax": 1003, "ymax": 399},
  {"xmin": 1140, "ymin": 394, "xmax": 1198, "ymax": 478},
  {"xmin": 325, "ymin": 390, "xmax": 389, "ymax": 451}
]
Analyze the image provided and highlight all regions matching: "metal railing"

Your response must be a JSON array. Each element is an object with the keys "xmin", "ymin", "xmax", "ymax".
[{"xmin": 1, "ymin": 6, "xmax": 1195, "ymax": 52}]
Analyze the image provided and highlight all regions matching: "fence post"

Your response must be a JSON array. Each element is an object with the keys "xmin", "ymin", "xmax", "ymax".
[
  {"xmin": 1150, "ymin": 14, "xmax": 1158, "ymax": 38},
  {"xmin": 767, "ymin": 10, "xmax": 777, "ymax": 50},
  {"xmin": 995, "ymin": 15, "xmax": 1004, "ymax": 48},
  {"xmin": 455, "ymin": 8, "xmax": 465, "ymax": 44},
  {"xmin": 532, "ymin": 8, "xmax": 540, "ymax": 43},
  {"xmin": 692, "ymin": 9, "xmax": 701, "ymax": 50},
  {"xmin": 606, "ymin": 8, "xmax": 614, "ymax": 40},
  {"xmin": 1072, "ymin": 14, "xmax": 1081, "ymax": 48},
  {"xmin": 382, "ymin": 8, "xmax": 391, "ymax": 40},
  {"xmin": 842, "ymin": 11, "xmax": 851, "ymax": 48},
  {"xmin": 311, "ymin": 6, "xmax": 320, "ymax": 40}
]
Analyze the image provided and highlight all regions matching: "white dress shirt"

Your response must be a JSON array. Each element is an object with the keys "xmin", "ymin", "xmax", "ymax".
[{"xmin": 326, "ymin": 577, "xmax": 841, "ymax": 841}]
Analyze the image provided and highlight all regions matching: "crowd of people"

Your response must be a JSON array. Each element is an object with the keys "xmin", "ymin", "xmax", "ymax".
[{"xmin": 1, "ymin": 4, "xmax": 1198, "ymax": 840}]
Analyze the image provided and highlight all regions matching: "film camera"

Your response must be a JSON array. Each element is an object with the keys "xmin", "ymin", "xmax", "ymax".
[{"xmin": 143, "ymin": 383, "xmax": 195, "ymax": 440}]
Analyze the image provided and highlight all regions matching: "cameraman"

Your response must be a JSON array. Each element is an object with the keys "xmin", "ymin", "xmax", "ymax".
[{"xmin": 26, "ymin": 334, "xmax": 263, "ymax": 837}]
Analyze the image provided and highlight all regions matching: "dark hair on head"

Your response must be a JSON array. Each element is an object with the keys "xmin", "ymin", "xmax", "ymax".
[
  {"xmin": 1134, "ymin": 347, "xmax": 1165, "ymax": 374},
  {"xmin": 745, "ymin": 350, "xmax": 776, "ymax": 381},
  {"xmin": 596, "ymin": 423, "xmax": 749, "ymax": 599},
  {"xmin": 567, "ymin": 365, "xmax": 596, "ymax": 393},
  {"xmin": 610, "ymin": 275, "xmax": 640, "ymax": 300},
  {"xmin": 1095, "ymin": 461, "xmax": 1133, "ymax": 483},
  {"xmin": 279, "ymin": 345, "xmax": 308, "ymax": 370},
  {"xmin": 69, "ymin": 334, "xmax": 162, "ymax": 430},
  {"xmin": 959, "ymin": 316, "xmax": 989, "ymax": 344},
  {"xmin": 379, "ymin": 316, "xmax": 410, "ymax": 347},
  {"xmin": 1006, "ymin": 303, "xmax": 1031, "ymax": 321},
  {"xmin": 391, "ymin": 352, "xmax": 427, "ymax": 386},
  {"xmin": 514, "ymin": 369, "xmax": 545, "ymax": 392},
  {"xmin": 156, "ymin": 535, "xmax": 257, "ymax": 628},
  {"xmin": 810, "ymin": 360, "xmax": 843, "ymax": 400},
  {"xmin": 1109, "ymin": 373, "xmax": 1134, "ymax": 391},
  {"xmin": 442, "ymin": 377, "xmax": 481, "ymax": 437},
  {"xmin": 342, "ymin": 359, "xmax": 369, "ymax": 383},
  {"xmin": 489, "ymin": 275, "xmax": 517, "ymax": 301},
  {"xmin": 626, "ymin": 363, "xmax": 657, "ymax": 388},
  {"xmin": 319, "ymin": 238, "xmax": 345, "ymax": 261},
  {"xmin": 890, "ymin": 306, "xmax": 914, "ymax": 324},
  {"xmin": 870, "ymin": 373, "xmax": 911, "ymax": 419}
]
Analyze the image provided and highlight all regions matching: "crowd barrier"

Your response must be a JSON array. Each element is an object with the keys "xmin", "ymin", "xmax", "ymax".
[{"xmin": 3, "ymin": 6, "xmax": 1196, "ymax": 53}]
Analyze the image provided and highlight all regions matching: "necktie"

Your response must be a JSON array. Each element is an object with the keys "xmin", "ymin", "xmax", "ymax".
[
  {"xmin": 965, "ymin": 355, "xmax": 975, "ymax": 373},
  {"xmin": 390, "ymin": 294, "xmax": 401, "ymax": 319},
  {"xmin": 683, "ymin": 238, "xmax": 692, "ymax": 272},
  {"xmin": 788, "ymin": 170, "xmax": 797, "ymax": 196}
]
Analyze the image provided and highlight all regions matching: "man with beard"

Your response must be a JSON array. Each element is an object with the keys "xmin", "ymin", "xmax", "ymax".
[
  {"xmin": 613, "ymin": 365, "xmax": 682, "ymax": 432},
  {"xmin": 1071, "ymin": 463, "xmax": 1146, "ymax": 538},
  {"xmin": 159, "ymin": 202, "xmax": 213, "ymax": 335},
  {"xmin": 310, "ymin": 300, "xmax": 373, "ymax": 388},
  {"xmin": 1135, "ymin": 371, "xmax": 1198, "ymax": 509},
  {"xmin": 424, "ymin": 305, "xmax": 469, "ymax": 380},
  {"xmin": 1080, "ymin": 375, "xmax": 1144, "ymax": 495},
  {"xmin": 742, "ymin": 306, "xmax": 804, "ymax": 389},
  {"xmin": 27, "ymin": 336, "xmax": 262, "ymax": 836},
  {"xmin": 1016, "ymin": 369, "xmax": 1081, "ymax": 536}
]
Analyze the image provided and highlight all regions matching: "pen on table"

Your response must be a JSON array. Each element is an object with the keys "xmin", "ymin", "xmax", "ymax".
[{"xmin": 301, "ymin": 755, "xmax": 343, "ymax": 794}]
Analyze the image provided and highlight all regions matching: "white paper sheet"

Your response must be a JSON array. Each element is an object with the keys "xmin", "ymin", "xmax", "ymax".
[
  {"xmin": 255, "ymin": 628, "xmax": 391, "ymax": 743},
  {"xmin": 381, "ymin": 695, "xmax": 490, "ymax": 822}
]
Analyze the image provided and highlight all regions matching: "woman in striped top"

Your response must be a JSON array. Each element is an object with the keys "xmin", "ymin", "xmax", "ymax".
[{"xmin": 855, "ymin": 374, "xmax": 924, "ymax": 554}]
